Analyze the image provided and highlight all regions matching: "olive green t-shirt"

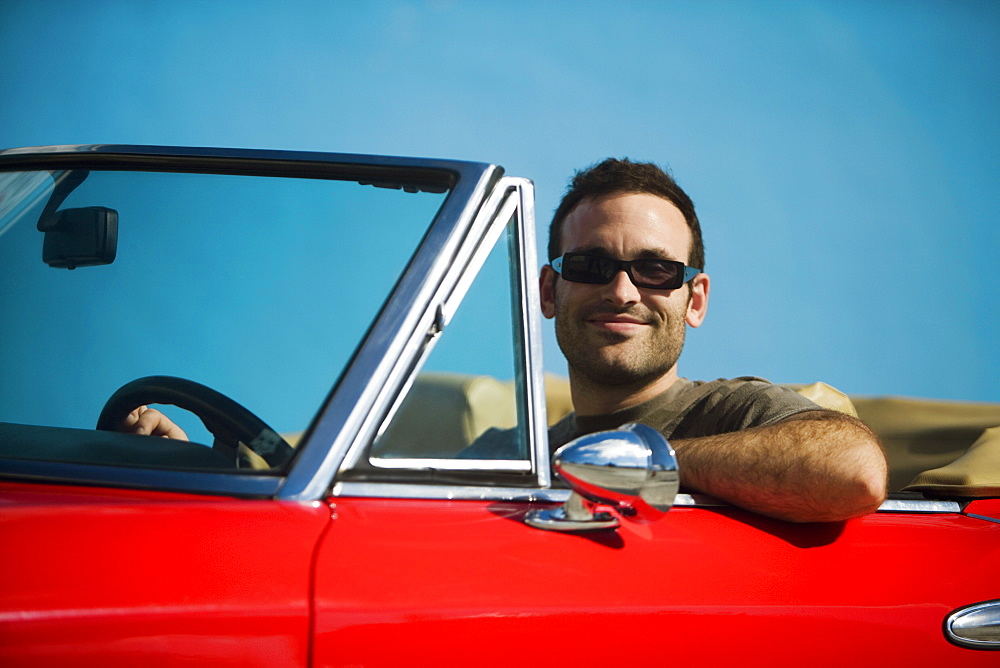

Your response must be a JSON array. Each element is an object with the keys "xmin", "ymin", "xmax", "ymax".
[
  {"xmin": 461, "ymin": 376, "xmax": 820, "ymax": 459},
  {"xmin": 549, "ymin": 376, "xmax": 820, "ymax": 450}
]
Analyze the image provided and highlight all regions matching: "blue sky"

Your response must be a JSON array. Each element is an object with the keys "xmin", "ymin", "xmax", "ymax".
[{"xmin": 2, "ymin": 0, "xmax": 998, "ymax": 402}]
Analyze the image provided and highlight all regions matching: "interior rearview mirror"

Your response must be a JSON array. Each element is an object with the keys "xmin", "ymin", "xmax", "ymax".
[{"xmin": 40, "ymin": 207, "xmax": 118, "ymax": 269}]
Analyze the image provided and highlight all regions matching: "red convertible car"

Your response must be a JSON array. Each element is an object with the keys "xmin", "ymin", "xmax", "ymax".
[{"xmin": 1, "ymin": 145, "xmax": 998, "ymax": 666}]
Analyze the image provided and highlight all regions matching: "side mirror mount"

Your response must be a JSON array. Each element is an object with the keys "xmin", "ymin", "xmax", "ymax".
[{"xmin": 525, "ymin": 423, "xmax": 679, "ymax": 532}]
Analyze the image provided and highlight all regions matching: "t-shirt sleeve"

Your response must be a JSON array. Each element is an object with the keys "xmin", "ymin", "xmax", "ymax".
[{"xmin": 670, "ymin": 377, "xmax": 820, "ymax": 439}]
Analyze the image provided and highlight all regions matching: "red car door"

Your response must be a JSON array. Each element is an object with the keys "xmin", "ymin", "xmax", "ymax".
[
  {"xmin": 304, "ymin": 179, "xmax": 1000, "ymax": 665},
  {"xmin": 310, "ymin": 493, "xmax": 1000, "ymax": 666},
  {"xmin": 0, "ymin": 482, "xmax": 329, "ymax": 667}
]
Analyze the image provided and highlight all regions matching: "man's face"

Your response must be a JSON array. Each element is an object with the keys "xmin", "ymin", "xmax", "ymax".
[{"xmin": 540, "ymin": 193, "xmax": 708, "ymax": 388}]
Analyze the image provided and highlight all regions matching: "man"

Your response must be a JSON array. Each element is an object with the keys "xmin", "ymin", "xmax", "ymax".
[{"xmin": 536, "ymin": 157, "xmax": 887, "ymax": 523}]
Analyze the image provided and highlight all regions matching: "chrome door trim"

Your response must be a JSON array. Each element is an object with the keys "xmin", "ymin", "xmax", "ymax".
[
  {"xmin": 332, "ymin": 481, "xmax": 569, "ymax": 503},
  {"xmin": 331, "ymin": 482, "xmax": 967, "ymax": 517},
  {"xmin": 332, "ymin": 484, "xmax": 718, "ymax": 508},
  {"xmin": 877, "ymin": 498, "xmax": 962, "ymax": 513}
]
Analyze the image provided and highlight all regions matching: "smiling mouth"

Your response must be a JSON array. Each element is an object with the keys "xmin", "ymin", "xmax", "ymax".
[
  {"xmin": 586, "ymin": 314, "xmax": 649, "ymax": 332},
  {"xmin": 590, "ymin": 314, "xmax": 645, "ymax": 324}
]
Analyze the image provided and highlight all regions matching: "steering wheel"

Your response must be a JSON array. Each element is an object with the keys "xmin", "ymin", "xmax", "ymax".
[{"xmin": 96, "ymin": 375, "xmax": 294, "ymax": 469}]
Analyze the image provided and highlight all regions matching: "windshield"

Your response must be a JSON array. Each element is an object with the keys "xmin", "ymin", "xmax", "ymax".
[{"xmin": 0, "ymin": 165, "xmax": 447, "ymax": 472}]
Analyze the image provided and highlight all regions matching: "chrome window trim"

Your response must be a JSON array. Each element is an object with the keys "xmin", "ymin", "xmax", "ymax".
[
  {"xmin": 295, "ymin": 178, "xmax": 549, "ymax": 500},
  {"xmin": 356, "ymin": 184, "xmax": 523, "ymax": 471},
  {"xmin": 333, "ymin": 481, "xmax": 570, "ymax": 503},
  {"xmin": 369, "ymin": 458, "xmax": 532, "ymax": 472},
  {"xmin": 350, "ymin": 187, "xmax": 515, "ymax": 462},
  {"xmin": 278, "ymin": 163, "xmax": 505, "ymax": 500},
  {"xmin": 435, "ymin": 185, "xmax": 519, "ymax": 332},
  {"xmin": 509, "ymin": 179, "xmax": 552, "ymax": 488}
]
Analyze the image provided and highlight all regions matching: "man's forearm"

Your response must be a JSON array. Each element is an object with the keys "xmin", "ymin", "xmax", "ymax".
[{"xmin": 670, "ymin": 411, "xmax": 888, "ymax": 523}]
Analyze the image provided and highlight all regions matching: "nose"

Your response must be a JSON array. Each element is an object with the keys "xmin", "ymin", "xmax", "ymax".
[{"xmin": 600, "ymin": 268, "xmax": 641, "ymax": 306}]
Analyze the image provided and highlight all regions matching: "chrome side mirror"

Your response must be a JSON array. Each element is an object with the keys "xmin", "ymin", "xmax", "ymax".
[{"xmin": 525, "ymin": 423, "xmax": 679, "ymax": 532}]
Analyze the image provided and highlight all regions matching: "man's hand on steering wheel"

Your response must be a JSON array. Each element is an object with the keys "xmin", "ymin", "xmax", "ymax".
[
  {"xmin": 121, "ymin": 405, "xmax": 189, "ymax": 441},
  {"xmin": 99, "ymin": 376, "xmax": 294, "ymax": 468}
]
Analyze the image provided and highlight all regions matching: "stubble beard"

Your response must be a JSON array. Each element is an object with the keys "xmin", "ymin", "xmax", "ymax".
[{"xmin": 553, "ymin": 291, "xmax": 688, "ymax": 389}]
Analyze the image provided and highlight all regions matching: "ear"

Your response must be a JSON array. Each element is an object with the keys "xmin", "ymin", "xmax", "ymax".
[
  {"xmin": 539, "ymin": 264, "xmax": 557, "ymax": 319},
  {"xmin": 685, "ymin": 273, "xmax": 710, "ymax": 328}
]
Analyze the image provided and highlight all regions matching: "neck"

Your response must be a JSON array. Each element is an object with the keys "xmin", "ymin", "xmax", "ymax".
[{"xmin": 569, "ymin": 366, "xmax": 681, "ymax": 416}]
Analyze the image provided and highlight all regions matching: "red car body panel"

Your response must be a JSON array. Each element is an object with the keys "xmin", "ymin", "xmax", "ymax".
[
  {"xmin": 311, "ymin": 497, "xmax": 1000, "ymax": 666},
  {"xmin": 965, "ymin": 498, "xmax": 1000, "ymax": 521},
  {"xmin": 0, "ymin": 483, "xmax": 330, "ymax": 667},
  {"xmin": 2, "ymin": 484, "xmax": 999, "ymax": 665}
]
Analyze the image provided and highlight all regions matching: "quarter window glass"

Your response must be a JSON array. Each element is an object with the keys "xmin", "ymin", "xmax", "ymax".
[{"xmin": 371, "ymin": 217, "xmax": 526, "ymax": 462}]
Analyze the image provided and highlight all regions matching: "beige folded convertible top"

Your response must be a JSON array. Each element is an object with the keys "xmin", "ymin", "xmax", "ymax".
[
  {"xmin": 851, "ymin": 397, "xmax": 1000, "ymax": 496},
  {"xmin": 322, "ymin": 373, "xmax": 1000, "ymax": 499}
]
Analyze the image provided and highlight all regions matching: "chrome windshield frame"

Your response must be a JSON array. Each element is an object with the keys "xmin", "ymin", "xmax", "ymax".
[{"xmin": 0, "ymin": 144, "xmax": 501, "ymax": 500}]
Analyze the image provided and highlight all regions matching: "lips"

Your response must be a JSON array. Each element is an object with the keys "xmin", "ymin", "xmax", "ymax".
[
  {"xmin": 584, "ymin": 309, "xmax": 651, "ymax": 333},
  {"xmin": 589, "ymin": 313, "xmax": 646, "ymax": 325}
]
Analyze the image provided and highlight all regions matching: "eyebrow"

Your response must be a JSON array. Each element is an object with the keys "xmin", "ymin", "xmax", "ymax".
[{"xmin": 569, "ymin": 245, "xmax": 684, "ymax": 262}]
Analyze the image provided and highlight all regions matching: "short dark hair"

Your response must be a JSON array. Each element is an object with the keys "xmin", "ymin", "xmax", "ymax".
[{"xmin": 548, "ymin": 158, "xmax": 704, "ymax": 272}]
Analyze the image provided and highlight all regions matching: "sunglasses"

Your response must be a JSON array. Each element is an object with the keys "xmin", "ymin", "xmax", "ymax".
[{"xmin": 551, "ymin": 252, "xmax": 701, "ymax": 290}]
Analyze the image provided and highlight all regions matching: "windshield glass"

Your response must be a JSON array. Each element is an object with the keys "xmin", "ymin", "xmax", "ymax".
[{"xmin": 0, "ymin": 166, "xmax": 447, "ymax": 471}]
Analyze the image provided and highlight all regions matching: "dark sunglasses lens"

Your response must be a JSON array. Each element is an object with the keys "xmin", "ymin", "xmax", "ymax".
[
  {"xmin": 630, "ymin": 259, "xmax": 681, "ymax": 288},
  {"xmin": 559, "ymin": 254, "xmax": 686, "ymax": 289},
  {"xmin": 561, "ymin": 254, "xmax": 612, "ymax": 284}
]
